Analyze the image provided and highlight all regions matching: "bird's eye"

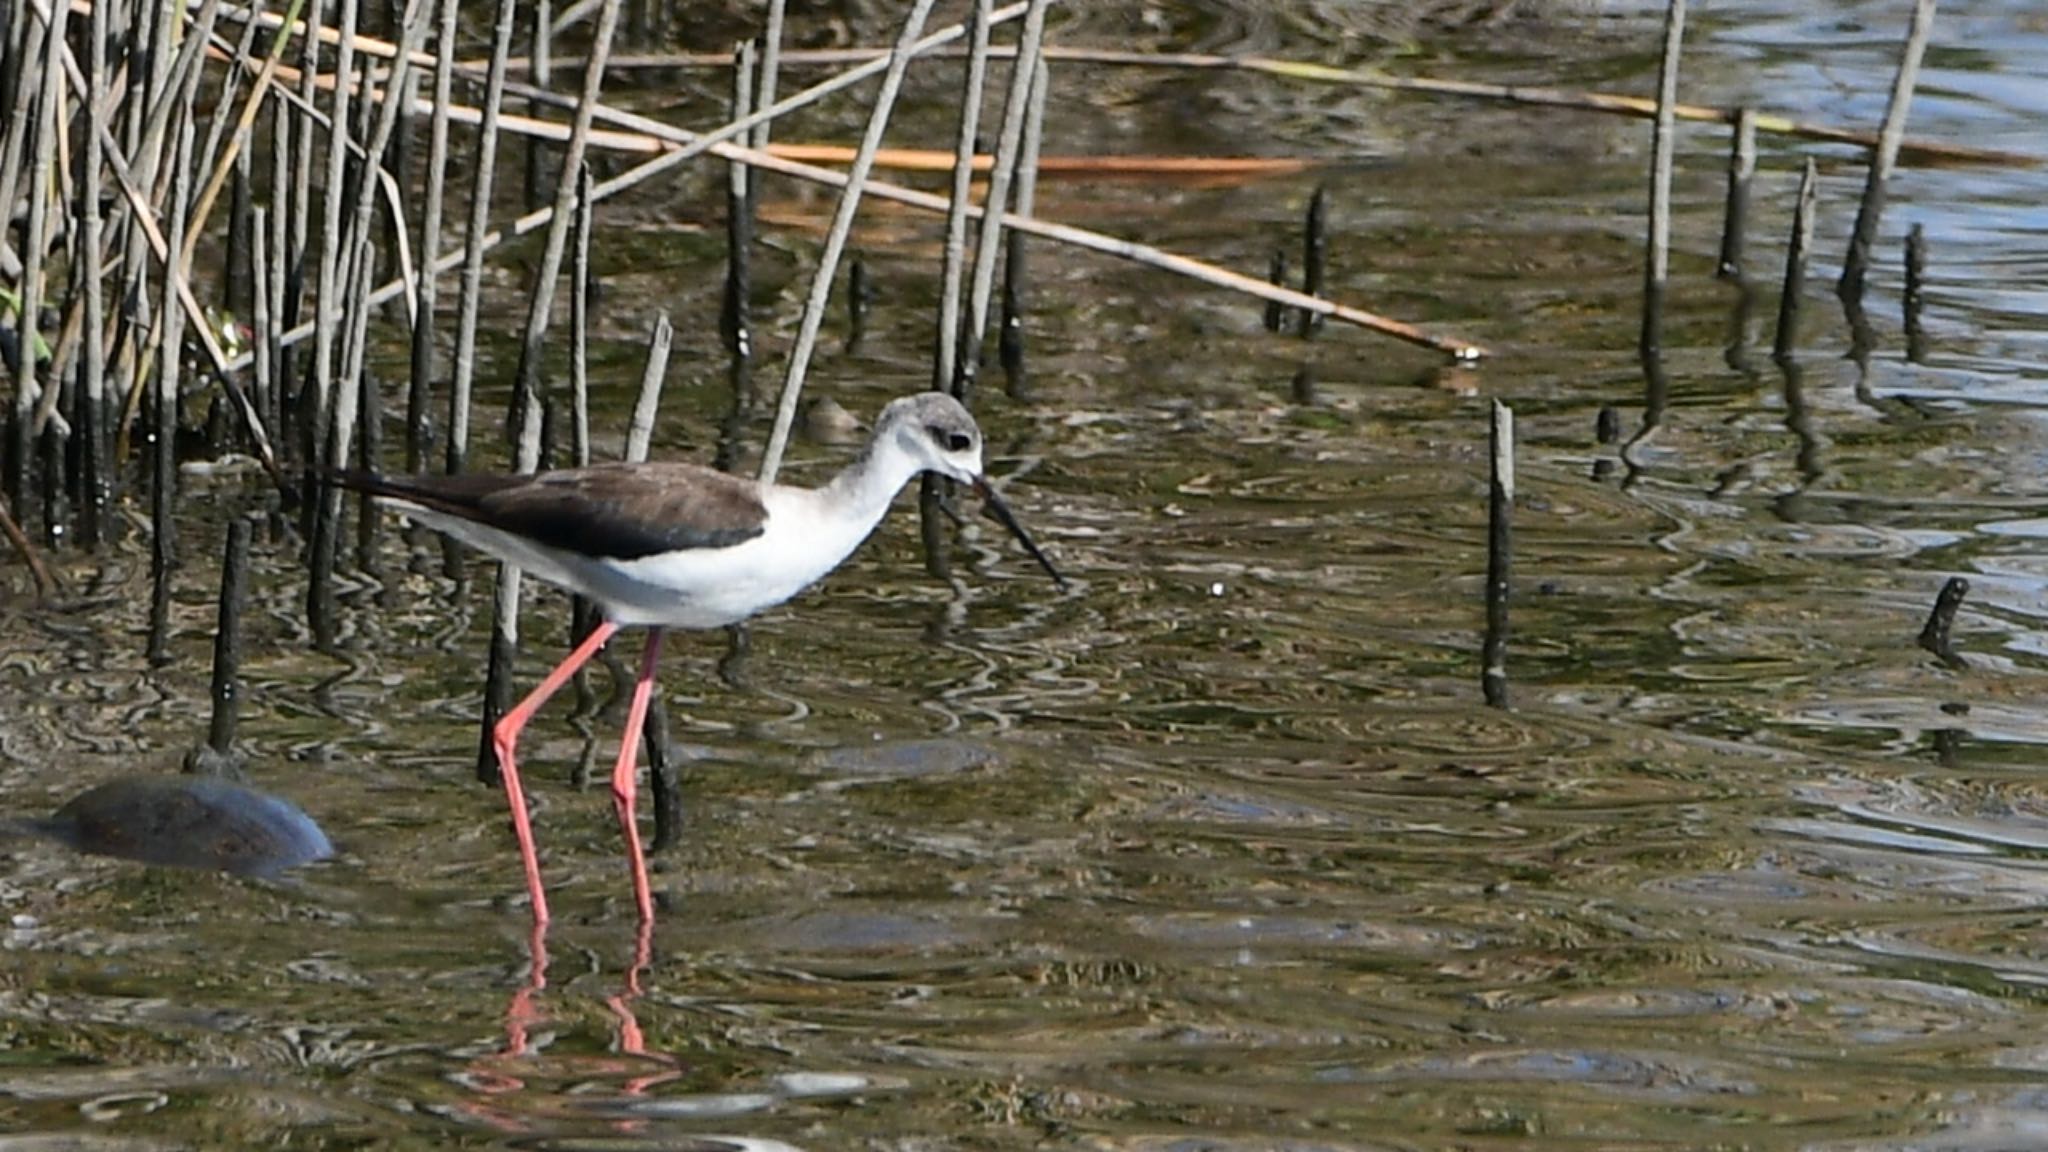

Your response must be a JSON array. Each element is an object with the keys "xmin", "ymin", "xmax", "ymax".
[{"xmin": 928, "ymin": 424, "xmax": 973, "ymax": 453}]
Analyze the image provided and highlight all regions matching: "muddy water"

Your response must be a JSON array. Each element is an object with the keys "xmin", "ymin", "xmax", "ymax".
[{"xmin": 7, "ymin": 3, "xmax": 2048, "ymax": 1148}]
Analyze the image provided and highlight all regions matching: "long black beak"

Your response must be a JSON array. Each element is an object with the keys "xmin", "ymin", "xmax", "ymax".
[{"xmin": 972, "ymin": 477, "xmax": 1065, "ymax": 588}]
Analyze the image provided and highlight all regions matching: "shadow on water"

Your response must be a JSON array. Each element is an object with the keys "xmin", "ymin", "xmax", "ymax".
[{"xmin": 7, "ymin": 1, "xmax": 2048, "ymax": 1149}]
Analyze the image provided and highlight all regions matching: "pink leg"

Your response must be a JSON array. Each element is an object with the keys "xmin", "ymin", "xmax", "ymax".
[
  {"xmin": 611, "ymin": 628, "xmax": 663, "ymax": 925},
  {"xmin": 492, "ymin": 618, "xmax": 621, "ymax": 925}
]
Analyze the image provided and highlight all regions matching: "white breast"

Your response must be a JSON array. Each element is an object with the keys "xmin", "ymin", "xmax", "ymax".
[{"xmin": 595, "ymin": 486, "xmax": 886, "ymax": 628}]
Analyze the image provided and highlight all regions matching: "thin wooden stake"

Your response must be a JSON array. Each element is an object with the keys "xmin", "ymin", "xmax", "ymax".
[
  {"xmin": 1904, "ymin": 222, "xmax": 1929, "ymax": 362},
  {"xmin": 1773, "ymin": 158, "xmax": 1819, "ymax": 364},
  {"xmin": 1482, "ymin": 400, "xmax": 1513, "ymax": 708},
  {"xmin": 200, "ymin": 519, "xmax": 254, "ymax": 768},
  {"xmin": 1717, "ymin": 107, "xmax": 1755, "ymax": 279},
  {"xmin": 1641, "ymin": 0, "xmax": 1685, "ymax": 363},
  {"xmin": 719, "ymin": 39, "xmax": 755, "ymax": 363},
  {"xmin": 505, "ymin": 0, "xmax": 625, "ymax": 452},
  {"xmin": 449, "ymin": 0, "xmax": 523, "ymax": 477},
  {"xmin": 759, "ymin": 0, "xmax": 940, "ymax": 486},
  {"xmin": 1839, "ymin": 0, "xmax": 1939, "ymax": 304},
  {"xmin": 1296, "ymin": 185, "xmax": 1327, "ymax": 339}
]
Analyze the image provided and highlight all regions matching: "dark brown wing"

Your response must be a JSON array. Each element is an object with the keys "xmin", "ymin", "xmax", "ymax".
[{"xmin": 331, "ymin": 462, "xmax": 767, "ymax": 559}]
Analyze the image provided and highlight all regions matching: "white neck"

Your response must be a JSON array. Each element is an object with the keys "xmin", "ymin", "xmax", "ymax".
[{"xmin": 814, "ymin": 433, "xmax": 924, "ymax": 531}]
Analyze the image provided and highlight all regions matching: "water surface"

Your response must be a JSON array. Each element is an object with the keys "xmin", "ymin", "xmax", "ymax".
[{"xmin": 6, "ymin": 2, "xmax": 2048, "ymax": 1147}]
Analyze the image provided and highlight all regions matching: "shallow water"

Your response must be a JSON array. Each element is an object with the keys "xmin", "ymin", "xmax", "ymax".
[{"xmin": 7, "ymin": 2, "xmax": 2048, "ymax": 1148}]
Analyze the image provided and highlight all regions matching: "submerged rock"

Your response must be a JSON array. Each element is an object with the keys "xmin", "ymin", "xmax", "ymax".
[{"xmin": 15, "ymin": 775, "xmax": 332, "ymax": 878}]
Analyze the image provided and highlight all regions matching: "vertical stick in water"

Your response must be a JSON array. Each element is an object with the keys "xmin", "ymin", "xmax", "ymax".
[
  {"xmin": 450, "ymin": 0, "xmax": 523, "ymax": 478},
  {"xmin": 953, "ymin": 0, "xmax": 1050, "ymax": 402},
  {"xmin": 1640, "ymin": 0, "xmax": 1685, "ymax": 363},
  {"xmin": 227, "ymin": 137, "xmax": 254, "ymax": 320},
  {"xmin": 918, "ymin": 0, "xmax": 992, "ymax": 577},
  {"xmin": 505, "ymin": 0, "xmax": 623, "ymax": 452},
  {"xmin": 1264, "ymin": 250, "xmax": 1290, "ymax": 332},
  {"xmin": 203, "ymin": 519, "xmax": 254, "ymax": 762},
  {"xmin": 525, "ymin": 0, "xmax": 553, "ymax": 211},
  {"xmin": 151, "ymin": 120, "xmax": 197, "ymax": 665},
  {"xmin": 1482, "ymin": 400, "xmax": 1514, "ymax": 709},
  {"xmin": 77, "ymin": 0, "xmax": 111, "ymax": 549},
  {"xmin": 308, "ymin": 0, "xmax": 363, "ymax": 498},
  {"xmin": 32, "ymin": 44, "xmax": 71, "ymax": 549},
  {"xmin": 39, "ymin": 373, "xmax": 69, "ymax": 550},
  {"xmin": 409, "ymin": 0, "xmax": 462, "ymax": 474},
  {"xmin": 1296, "ymin": 186, "xmax": 1327, "ymax": 339},
  {"xmin": 719, "ymin": 40, "xmax": 755, "ymax": 364},
  {"xmin": 1717, "ymin": 107, "xmax": 1755, "ymax": 279},
  {"xmin": 571, "ymin": 166, "xmax": 594, "ymax": 470},
  {"xmin": 847, "ymin": 256, "xmax": 871, "ymax": 352},
  {"xmin": 569, "ymin": 164, "xmax": 597, "ymax": 711},
  {"xmin": 478, "ymin": 319, "xmax": 548, "ymax": 786},
  {"xmin": 1774, "ymin": 158, "xmax": 1819, "ymax": 365},
  {"xmin": 251, "ymin": 209, "xmax": 275, "ymax": 449},
  {"xmin": 354, "ymin": 344, "xmax": 383, "ymax": 574},
  {"xmin": 1839, "ymin": 0, "xmax": 1938, "ymax": 305},
  {"xmin": 759, "ymin": 0, "xmax": 941, "ymax": 487},
  {"xmin": 626, "ymin": 313, "xmax": 673, "ymax": 465},
  {"xmin": 308, "ymin": 237, "xmax": 376, "ymax": 645},
  {"xmin": 382, "ymin": 69, "xmax": 418, "ymax": 311},
  {"xmin": 1000, "ymin": 56, "xmax": 1049, "ymax": 400},
  {"xmin": 932, "ymin": 0, "xmax": 991, "ymax": 398},
  {"xmin": 749, "ymin": 0, "xmax": 786, "ymax": 204},
  {"xmin": 1904, "ymin": 222, "xmax": 1928, "ymax": 363},
  {"xmin": 10, "ymin": 0, "xmax": 64, "ymax": 525},
  {"xmin": 624, "ymin": 314, "xmax": 681, "ymax": 852}
]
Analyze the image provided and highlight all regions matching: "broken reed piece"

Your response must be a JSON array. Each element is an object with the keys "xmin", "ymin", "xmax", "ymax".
[
  {"xmin": 1904, "ymin": 222, "xmax": 1929, "ymax": 362},
  {"xmin": 1773, "ymin": 158, "xmax": 1820, "ymax": 365},
  {"xmin": 1482, "ymin": 400, "xmax": 1514, "ymax": 709},
  {"xmin": 1917, "ymin": 575, "xmax": 1968, "ymax": 670},
  {"xmin": 1296, "ymin": 185, "xmax": 1327, "ymax": 339},
  {"xmin": 1718, "ymin": 107, "xmax": 1756, "ymax": 279},
  {"xmin": 847, "ymin": 255, "xmax": 871, "ymax": 352},
  {"xmin": 189, "ymin": 518, "xmax": 254, "ymax": 776},
  {"xmin": 1264, "ymin": 249, "xmax": 1290, "ymax": 332}
]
